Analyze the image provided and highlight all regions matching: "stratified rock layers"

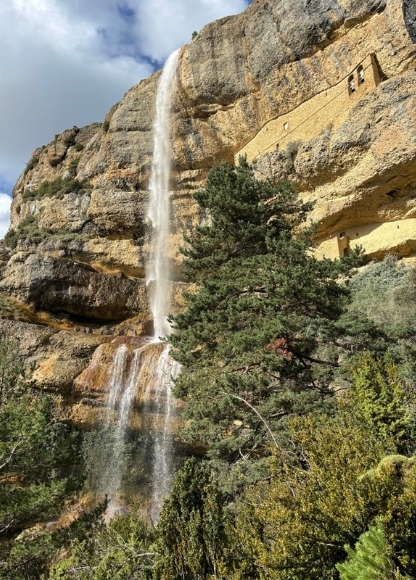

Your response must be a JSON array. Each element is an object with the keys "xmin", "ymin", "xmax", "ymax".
[{"xmin": 1, "ymin": 0, "xmax": 415, "ymax": 406}]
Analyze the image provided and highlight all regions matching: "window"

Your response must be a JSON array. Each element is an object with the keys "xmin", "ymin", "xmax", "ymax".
[
  {"xmin": 357, "ymin": 64, "xmax": 364, "ymax": 84},
  {"xmin": 348, "ymin": 75, "xmax": 355, "ymax": 94}
]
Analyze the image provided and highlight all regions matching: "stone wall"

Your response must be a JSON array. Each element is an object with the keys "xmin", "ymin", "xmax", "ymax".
[
  {"xmin": 315, "ymin": 218, "xmax": 416, "ymax": 260},
  {"xmin": 1, "ymin": 0, "xmax": 416, "ymax": 423},
  {"xmin": 236, "ymin": 54, "xmax": 381, "ymax": 162}
]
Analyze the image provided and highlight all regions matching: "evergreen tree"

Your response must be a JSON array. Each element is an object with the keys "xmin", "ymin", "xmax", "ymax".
[
  {"xmin": 169, "ymin": 159, "xmax": 358, "ymax": 460},
  {"xmin": 0, "ymin": 337, "xmax": 83, "ymax": 578},
  {"xmin": 336, "ymin": 519, "xmax": 394, "ymax": 580},
  {"xmin": 346, "ymin": 352, "xmax": 415, "ymax": 450},
  {"xmin": 154, "ymin": 458, "xmax": 228, "ymax": 580}
]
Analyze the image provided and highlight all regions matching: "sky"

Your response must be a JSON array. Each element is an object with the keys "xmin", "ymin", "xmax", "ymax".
[{"xmin": 0, "ymin": 0, "xmax": 250, "ymax": 238}]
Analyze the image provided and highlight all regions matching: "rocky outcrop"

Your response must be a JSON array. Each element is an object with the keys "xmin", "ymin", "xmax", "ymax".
[
  {"xmin": 0, "ymin": 0, "xmax": 415, "ymax": 426},
  {"xmin": 0, "ymin": 318, "xmax": 107, "ymax": 396}
]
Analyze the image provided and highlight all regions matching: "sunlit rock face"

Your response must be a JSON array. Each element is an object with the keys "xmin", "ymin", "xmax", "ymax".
[{"xmin": 1, "ymin": 0, "xmax": 415, "ymax": 425}]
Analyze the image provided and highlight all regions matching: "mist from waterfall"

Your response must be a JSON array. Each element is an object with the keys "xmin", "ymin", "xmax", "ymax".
[
  {"xmin": 95, "ymin": 344, "xmax": 143, "ymax": 518},
  {"xmin": 147, "ymin": 49, "xmax": 180, "ymax": 340},
  {"xmin": 145, "ymin": 346, "xmax": 181, "ymax": 522}
]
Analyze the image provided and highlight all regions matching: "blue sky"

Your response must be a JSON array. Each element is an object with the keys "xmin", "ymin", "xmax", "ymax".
[{"xmin": 0, "ymin": 0, "xmax": 250, "ymax": 237}]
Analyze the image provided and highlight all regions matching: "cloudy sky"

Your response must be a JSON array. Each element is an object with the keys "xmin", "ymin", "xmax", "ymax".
[{"xmin": 0, "ymin": 0, "xmax": 250, "ymax": 238}]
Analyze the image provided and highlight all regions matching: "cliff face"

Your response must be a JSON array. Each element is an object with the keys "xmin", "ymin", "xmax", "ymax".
[{"xmin": 0, "ymin": 0, "xmax": 415, "ymax": 413}]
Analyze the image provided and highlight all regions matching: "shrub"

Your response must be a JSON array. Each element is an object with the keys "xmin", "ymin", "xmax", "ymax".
[
  {"xmin": 22, "ymin": 177, "xmax": 92, "ymax": 202},
  {"xmin": 68, "ymin": 157, "xmax": 80, "ymax": 177},
  {"xmin": 64, "ymin": 134, "xmax": 76, "ymax": 148},
  {"xmin": 281, "ymin": 140, "xmax": 301, "ymax": 170},
  {"xmin": 24, "ymin": 155, "xmax": 39, "ymax": 175}
]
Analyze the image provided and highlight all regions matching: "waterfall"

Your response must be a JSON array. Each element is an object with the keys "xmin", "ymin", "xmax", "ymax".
[
  {"xmin": 144, "ymin": 347, "xmax": 181, "ymax": 522},
  {"xmin": 97, "ymin": 345, "xmax": 143, "ymax": 518},
  {"xmin": 144, "ymin": 49, "xmax": 181, "ymax": 521},
  {"xmin": 93, "ymin": 50, "xmax": 181, "ymax": 522},
  {"xmin": 147, "ymin": 49, "xmax": 180, "ymax": 340}
]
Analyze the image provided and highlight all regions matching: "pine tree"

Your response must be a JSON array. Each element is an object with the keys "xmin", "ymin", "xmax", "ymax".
[
  {"xmin": 0, "ymin": 337, "xmax": 82, "ymax": 578},
  {"xmin": 169, "ymin": 159, "xmax": 358, "ymax": 460},
  {"xmin": 154, "ymin": 458, "xmax": 228, "ymax": 580},
  {"xmin": 347, "ymin": 352, "xmax": 414, "ymax": 450},
  {"xmin": 336, "ymin": 519, "xmax": 394, "ymax": 580}
]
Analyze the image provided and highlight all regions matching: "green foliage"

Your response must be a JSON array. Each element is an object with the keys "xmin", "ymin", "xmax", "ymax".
[
  {"xmin": 369, "ymin": 456, "xmax": 416, "ymax": 577},
  {"xmin": 228, "ymin": 350, "xmax": 416, "ymax": 580},
  {"xmin": 64, "ymin": 134, "xmax": 76, "ymax": 148},
  {"xmin": 3, "ymin": 207, "xmax": 87, "ymax": 249},
  {"xmin": 281, "ymin": 140, "xmax": 302, "ymax": 170},
  {"xmin": 22, "ymin": 176, "xmax": 92, "ymax": 203},
  {"xmin": 24, "ymin": 155, "xmax": 39, "ymax": 175},
  {"xmin": 4, "ymin": 214, "xmax": 43, "ymax": 248},
  {"xmin": 48, "ymin": 507, "xmax": 156, "ymax": 580},
  {"xmin": 336, "ymin": 519, "xmax": 394, "ymax": 580},
  {"xmin": 102, "ymin": 119, "xmax": 110, "ymax": 133},
  {"xmin": 233, "ymin": 411, "xmax": 391, "ymax": 580},
  {"xmin": 154, "ymin": 458, "xmax": 228, "ymax": 580},
  {"xmin": 346, "ymin": 352, "xmax": 415, "ymax": 450},
  {"xmin": 348, "ymin": 255, "xmax": 416, "ymax": 339},
  {"xmin": 169, "ymin": 159, "xmax": 358, "ymax": 460},
  {"xmin": 0, "ymin": 292, "xmax": 39, "ymax": 323},
  {"xmin": 0, "ymin": 337, "xmax": 84, "ymax": 576},
  {"xmin": 5, "ymin": 213, "xmax": 44, "ymax": 248},
  {"xmin": 68, "ymin": 157, "xmax": 80, "ymax": 177},
  {"xmin": 3, "ymin": 227, "xmax": 19, "ymax": 248}
]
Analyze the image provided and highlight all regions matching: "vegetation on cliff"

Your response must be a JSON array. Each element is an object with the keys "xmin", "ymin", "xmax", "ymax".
[
  {"xmin": 0, "ymin": 338, "xmax": 84, "ymax": 578},
  {"xmin": 2, "ymin": 162, "xmax": 416, "ymax": 579}
]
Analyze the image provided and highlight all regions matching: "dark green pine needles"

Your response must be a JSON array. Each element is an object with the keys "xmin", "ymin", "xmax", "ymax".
[{"xmin": 168, "ymin": 158, "xmax": 359, "ymax": 461}]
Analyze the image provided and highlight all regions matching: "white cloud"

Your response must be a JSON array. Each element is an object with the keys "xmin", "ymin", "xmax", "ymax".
[
  {"xmin": 0, "ymin": 0, "xmax": 250, "ymax": 189},
  {"xmin": 0, "ymin": 194, "xmax": 12, "ymax": 240}
]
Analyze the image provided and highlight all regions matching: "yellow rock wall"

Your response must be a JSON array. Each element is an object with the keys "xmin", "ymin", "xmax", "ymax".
[{"xmin": 236, "ymin": 54, "xmax": 381, "ymax": 162}]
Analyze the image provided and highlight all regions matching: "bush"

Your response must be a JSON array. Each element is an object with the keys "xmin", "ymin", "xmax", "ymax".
[
  {"xmin": 346, "ymin": 256, "xmax": 416, "ymax": 358},
  {"xmin": 281, "ymin": 140, "xmax": 301, "ymax": 170},
  {"xmin": 3, "ymin": 228, "xmax": 19, "ymax": 249},
  {"xmin": 22, "ymin": 177, "xmax": 92, "ymax": 202},
  {"xmin": 68, "ymin": 157, "xmax": 80, "ymax": 177},
  {"xmin": 64, "ymin": 134, "xmax": 76, "ymax": 148},
  {"xmin": 24, "ymin": 156, "xmax": 39, "ymax": 175}
]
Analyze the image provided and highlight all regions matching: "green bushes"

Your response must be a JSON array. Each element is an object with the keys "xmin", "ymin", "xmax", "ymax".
[
  {"xmin": 0, "ymin": 339, "xmax": 84, "ymax": 578},
  {"xmin": 3, "ymin": 212, "xmax": 86, "ymax": 250},
  {"xmin": 4, "ymin": 214, "xmax": 40, "ymax": 249},
  {"xmin": 23, "ymin": 176, "xmax": 92, "ymax": 202},
  {"xmin": 24, "ymin": 155, "xmax": 39, "ymax": 175}
]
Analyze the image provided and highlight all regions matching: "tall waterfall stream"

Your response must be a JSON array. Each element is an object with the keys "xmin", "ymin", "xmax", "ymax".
[{"xmin": 96, "ymin": 50, "xmax": 181, "ymax": 522}]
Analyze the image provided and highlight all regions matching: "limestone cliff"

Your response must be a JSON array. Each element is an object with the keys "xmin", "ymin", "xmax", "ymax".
[{"xmin": 0, "ymin": 0, "xmax": 415, "ymax": 417}]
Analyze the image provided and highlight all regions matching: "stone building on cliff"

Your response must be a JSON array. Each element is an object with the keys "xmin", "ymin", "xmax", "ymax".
[{"xmin": 0, "ymin": 0, "xmax": 415, "ymax": 405}]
